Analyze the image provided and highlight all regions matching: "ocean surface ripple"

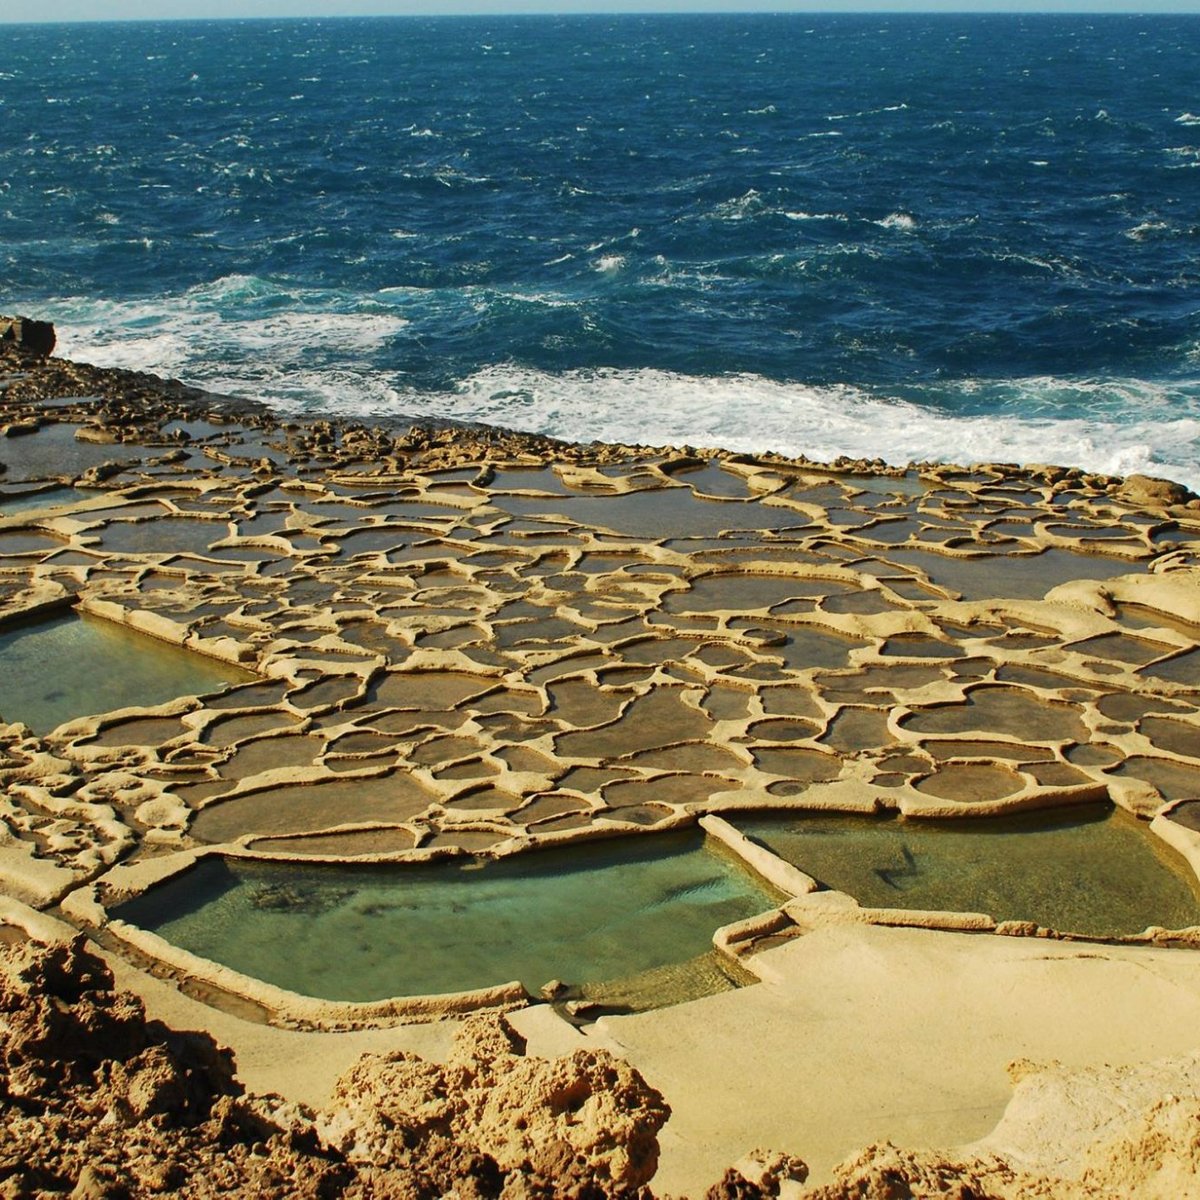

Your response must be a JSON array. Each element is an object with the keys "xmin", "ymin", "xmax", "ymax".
[{"xmin": 2, "ymin": 14, "xmax": 1199, "ymax": 486}]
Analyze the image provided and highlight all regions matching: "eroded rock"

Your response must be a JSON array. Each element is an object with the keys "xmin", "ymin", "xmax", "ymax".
[
  {"xmin": 0, "ymin": 317, "xmax": 55, "ymax": 359},
  {"xmin": 1115, "ymin": 474, "xmax": 1194, "ymax": 509},
  {"xmin": 0, "ymin": 939, "xmax": 667, "ymax": 1199},
  {"xmin": 322, "ymin": 1012, "xmax": 669, "ymax": 1193}
]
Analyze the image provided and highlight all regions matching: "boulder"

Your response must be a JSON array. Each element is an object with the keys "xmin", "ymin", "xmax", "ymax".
[
  {"xmin": 1115, "ymin": 474, "xmax": 1194, "ymax": 508},
  {"xmin": 0, "ymin": 316, "xmax": 56, "ymax": 358},
  {"xmin": 322, "ymin": 1011, "xmax": 671, "ymax": 1191}
]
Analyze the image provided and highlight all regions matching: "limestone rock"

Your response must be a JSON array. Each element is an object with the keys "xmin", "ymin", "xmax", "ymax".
[
  {"xmin": 799, "ymin": 1143, "xmax": 1025, "ymax": 1200},
  {"xmin": 705, "ymin": 1149, "xmax": 810, "ymax": 1199},
  {"xmin": 0, "ymin": 938, "xmax": 672, "ymax": 1198},
  {"xmin": 322, "ymin": 1011, "xmax": 670, "ymax": 1194},
  {"xmin": 0, "ymin": 939, "xmax": 364, "ymax": 1196},
  {"xmin": 1080, "ymin": 1095, "xmax": 1200, "ymax": 1199},
  {"xmin": 718, "ymin": 1052, "xmax": 1200, "ymax": 1198},
  {"xmin": 0, "ymin": 316, "xmax": 55, "ymax": 358},
  {"xmin": 1115, "ymin": 473, "xmax": 1194, "ymax": 508}
]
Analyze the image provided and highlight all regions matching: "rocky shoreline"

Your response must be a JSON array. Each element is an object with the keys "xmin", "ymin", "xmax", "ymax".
[{"xmin": 1, "ymin": 329, "xmax": 1200, "ymax": 1197}]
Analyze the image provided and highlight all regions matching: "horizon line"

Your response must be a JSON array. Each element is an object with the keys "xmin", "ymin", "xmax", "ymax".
[
  {"xmin": 4, "ymin": 8, "xmax": 1200, "ymax": 21},
  {"xmin": 5, "ymin": 4, "xmax": 1200, "ymax": 25}
]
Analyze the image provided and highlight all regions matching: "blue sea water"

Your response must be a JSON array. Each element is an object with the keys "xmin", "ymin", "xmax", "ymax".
[{"xmin": 1, "ymin": 14, "xmax": 1199, "ymax": 486}]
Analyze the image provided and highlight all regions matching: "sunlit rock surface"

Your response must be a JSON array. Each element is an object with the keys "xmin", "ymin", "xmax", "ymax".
[{"xmin": 3, "ymin": 342, "xmax": 1200, "ymax": 1195}]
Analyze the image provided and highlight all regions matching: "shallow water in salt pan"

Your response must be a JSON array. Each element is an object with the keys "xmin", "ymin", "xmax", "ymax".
[
  {"xmin": 882, "ymin": 547, "xmax": 1137, "ymax": 600},
  {"xmin": 0, "ymin": 486, "xmax": 89, "ymax": 515},
  {"xmin": 0, "ymin": 613, "xmax": 252, "ymax": 734},
  {"xmin": 737, "ymin": 805, "xmax": 1200, "ymax": 938},
  {"xmin": 113, "ymin": 831, "xmax": 779, "ymax": 1001}
]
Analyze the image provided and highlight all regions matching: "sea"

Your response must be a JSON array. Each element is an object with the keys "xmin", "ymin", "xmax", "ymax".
[{"xmin": 2, "ymin": 14, "xmax": 1199, "ymax": 488}]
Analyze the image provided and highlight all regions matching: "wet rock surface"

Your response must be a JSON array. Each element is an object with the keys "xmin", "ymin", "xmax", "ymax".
[{"xmin": 0, "ymin": 350, "xmax": 1195, "ymax": 905}]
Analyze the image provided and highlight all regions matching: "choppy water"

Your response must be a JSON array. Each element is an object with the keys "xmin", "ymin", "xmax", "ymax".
[{"xmin": 2, "ymin": 14, "xmax": 1199, "ymax": 486}]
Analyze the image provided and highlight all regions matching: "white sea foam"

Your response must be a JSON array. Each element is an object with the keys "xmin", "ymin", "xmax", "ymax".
[
  {"xmin": 1126, "ymin": 220, "xmax": 1173, "ymax": 241},
  {"xmin": 1175, "ymin": 112, "xmax": 1200, "ymax": 125},
  {"xmin": 875, "ymin": 212, "xmax": 917, "ymax": 231},
  {"xmin": 783, "ymin": 210, "xmax": 848, "ymax": 222},
  {"xmin": 249, "ymin": 364, "xmax": 1200, "ymax": 494},
  {"xmin": 827, "ymin": 103, "xmax": 907, "ymax": 121},
  {"xmin": 45, "ymin": 297, "xmax": 1200, "ymax": 493},
  {"xmin": 50, "ymin": 283, "xmax": 409, "ymax": 380},
  {"xmin": 712, "ymin": 190, "xmax": 764, "ymax": 220}
]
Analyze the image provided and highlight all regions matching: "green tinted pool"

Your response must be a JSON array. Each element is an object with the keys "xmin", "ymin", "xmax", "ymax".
[
  {"xmin": 0, "ymin": 612, "xmax": 253, "ymax": 735},
  {"xmin": 113, "ymin": 831, "xmax": 780, "ymax": 1001},
  {"xmin": 735, "ymin": 805, "xmax": 1200, "ymax": 938}
]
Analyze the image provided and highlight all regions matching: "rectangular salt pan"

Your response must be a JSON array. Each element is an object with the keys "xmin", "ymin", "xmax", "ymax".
[{"xmin": 113, "ymin": 831, "xmax": 780, "ymax": 1001}]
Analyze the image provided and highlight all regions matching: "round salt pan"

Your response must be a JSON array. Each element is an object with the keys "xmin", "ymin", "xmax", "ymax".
[
  {"xmin": 902, "ymin": 686, "xmax": 1088, "ymax": 743},
  {"xmin": 819, "ymin": 709, "xmax": 894, "ymax": 753},
  {"xmin": 750, "ymin": 746, "xmax": 841, "ymax": 782},
  {"xmin": 216, "ymin": 735, "xmax": 324, "ymax": 780},
  {"xmin": 555, "ymin": 688, "xmax": 712, "ymax": 759},
  {"xmin": 914, "ymin": 763, "xmax": 1026, "ymax": 803},
  {"xmin": 88, "ymin": 717, "xmax": 188, "ymax": 748}
]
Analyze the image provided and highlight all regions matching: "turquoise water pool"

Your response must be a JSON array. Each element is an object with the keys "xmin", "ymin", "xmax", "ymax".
[{"xmin": 113, "ymin": 830, "xmax": 781, "ymax": 1001}]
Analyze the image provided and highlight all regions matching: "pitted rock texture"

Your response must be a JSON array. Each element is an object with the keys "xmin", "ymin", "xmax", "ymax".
[
  {"xmin": 0, "ymin": 938, "xmax": 665, "ymax": 1199},
  {"xmin": 0, "ymin": 937, "xmax": 353, "ymax": 1198},
  {"xmin": 323, "ymin": 1013, "xmax": 668, "ymax": 1191},
  {"xmin": 706, "ymin": 1056, "xmax": 1200, "ymax": 1199}
]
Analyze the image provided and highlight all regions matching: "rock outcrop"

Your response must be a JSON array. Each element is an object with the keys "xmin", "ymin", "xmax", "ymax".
[
  {"xmin": 1115, "ymin": 472, "xmax": 1195, "ymax": 508},
  {"xmin": 0, "ymin": 317, "xmax": 55, "ymax": 359},
  {"xmin": 707, "ymin": 1058, "xmax": 1200, "ymax": 1199},
  {"xmin": 322, "ymin": 1013, "xmax": 669, "ymax": 1194},
  {"xmin": 0, "ymin": 938, "xmax": 668, "ymax": 1199}
]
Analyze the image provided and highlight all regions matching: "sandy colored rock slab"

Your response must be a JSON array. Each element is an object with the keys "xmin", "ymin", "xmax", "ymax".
[{"xmin": 578, "ymin": 922, "xmax": 1200, "ymax": 1194}]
